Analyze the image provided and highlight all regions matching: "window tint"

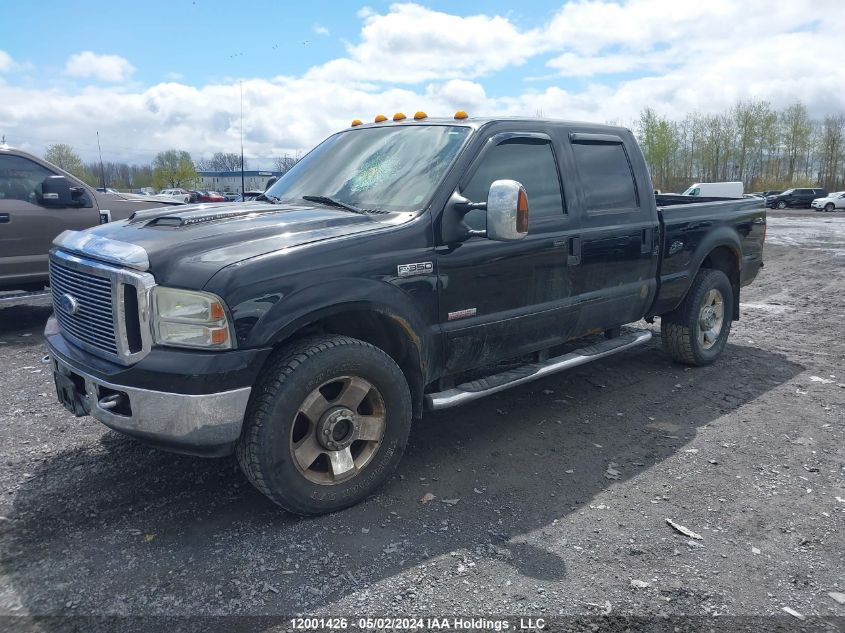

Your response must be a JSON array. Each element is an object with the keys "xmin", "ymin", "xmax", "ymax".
[
  {"xmin": 571, "ymin": 141, "xmax": 639, "ymax": 213},
  {"xmin": 462, "ymin": 139, "xmax": 563, "ymax": 229},
  {"xmin": 0, "ymin": 155, "xmax": 53, "ymax": 203}
]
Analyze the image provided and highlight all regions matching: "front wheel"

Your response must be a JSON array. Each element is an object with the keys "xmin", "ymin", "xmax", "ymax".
[
  {"xmin": 237, "ymin": 335, "xmax": 412, "ymax": 515},
  {"xmin": 660, "ymin": 269, "xmax": 734, "ymax": 366},
  {"xmin": 776, "ymin": 200, "xmax": 787, "ymax": 209},
  {"xmin": 825, "ymin": 203, "xmax": 835, "ymax": 212}
]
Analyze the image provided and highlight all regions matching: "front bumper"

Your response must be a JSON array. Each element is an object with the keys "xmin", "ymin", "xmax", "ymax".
[{"xmin": 46, "ymin": 317, "xmax": 256, "ymax": 457}]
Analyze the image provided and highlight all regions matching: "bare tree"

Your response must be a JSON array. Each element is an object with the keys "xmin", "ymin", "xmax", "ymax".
[{"xmin": 196, "ymin": 152, "xmax": 246, "ymax": 171}]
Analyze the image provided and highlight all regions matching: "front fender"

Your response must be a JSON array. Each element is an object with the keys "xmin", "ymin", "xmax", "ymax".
[{"xmin": 233, "ymin": 276, "xmax": 433, "ymax": 365}]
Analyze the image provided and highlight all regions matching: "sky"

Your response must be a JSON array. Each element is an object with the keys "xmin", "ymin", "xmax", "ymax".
[{"xmin": 1, "ymin": 0, "xmax": 843, "ymax": 168}]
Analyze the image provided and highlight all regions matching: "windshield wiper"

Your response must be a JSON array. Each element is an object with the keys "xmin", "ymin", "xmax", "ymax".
[
  {"xmin": 254, "ymin": 192, "xmax": 280, "ymax": 203},
  {"xmin": 302, "ymin": 195, "xmax": 364, "ymax": 214}
]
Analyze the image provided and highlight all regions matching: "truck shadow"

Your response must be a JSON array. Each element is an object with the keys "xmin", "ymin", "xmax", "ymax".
[{"xmin": 2, "ymin": 339, "xmax": 803, "ymax": 618}]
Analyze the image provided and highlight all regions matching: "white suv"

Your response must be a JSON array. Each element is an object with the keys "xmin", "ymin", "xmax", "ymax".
[
  {"xmin": 159, "ymin": 188, "xmax": 191, "ymax": 203},
  {"xmin": 811, "ymin": 191, "xmax": 845, "ymax": 212}
]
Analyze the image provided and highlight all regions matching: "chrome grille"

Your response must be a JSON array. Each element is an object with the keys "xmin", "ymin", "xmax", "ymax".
[
  {"xmin": 50, "ymin": 259, "xmax": 118, "ymax": 355},
  {"xmin": 49, "ymin": 249, "xmax": 156, "ymax": 366}
]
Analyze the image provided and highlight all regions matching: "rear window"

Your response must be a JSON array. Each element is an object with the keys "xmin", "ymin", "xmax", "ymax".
[{"xmin": 571, "ymin": 141, "xmax": 639, "ymax": 213}]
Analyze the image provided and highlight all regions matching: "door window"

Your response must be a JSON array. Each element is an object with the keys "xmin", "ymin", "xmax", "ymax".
[
  {"xmin": 0, "ymin": 155, "xmax": 53, "ymax": 203},
  {"xmin": 461, "ymin": 138, "xmax": 564, "ymax": 229},
  {"xmin": 571, "ymin": 141, "xmax": 639, "ymax": 213}
]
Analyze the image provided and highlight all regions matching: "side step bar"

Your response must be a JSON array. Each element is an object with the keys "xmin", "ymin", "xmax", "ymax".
[{"xmin": 424, "ymin": 330, "xmax": 652, "ymax": 411}]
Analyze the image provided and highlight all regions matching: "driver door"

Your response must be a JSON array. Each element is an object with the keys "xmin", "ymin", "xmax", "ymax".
[
  {"xmin": 0, "ymin": 154, "xmax": 99, "ymax": 288},
  {"xmin": 436, "ymin": 131, "xmax": 582, "ymax": 374}
]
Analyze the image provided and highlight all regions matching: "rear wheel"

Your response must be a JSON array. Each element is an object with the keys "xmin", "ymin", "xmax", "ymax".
[
  {"xmin": 660, "ymin": 269, "xmax": 733, "ymax": 366},
  {"xmin": 237, "ymin": 335, "xmax": 412, "ymax": 515}
]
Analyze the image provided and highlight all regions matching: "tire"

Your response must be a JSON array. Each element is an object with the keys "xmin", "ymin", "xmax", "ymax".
[
  {"xmin": 237, "ymin": 335, "xmax": 412, "ymax": 515},
  {"xmin": 660, "ymin": 269, "xmax": 734, "ymax": 366},
  {"xmin": 825, "ymin": 203, "xmax": 835, "ymax": 212},
  {"xmin": 776, "ymin": 201, "xmax": 787, "ymax": 209}
]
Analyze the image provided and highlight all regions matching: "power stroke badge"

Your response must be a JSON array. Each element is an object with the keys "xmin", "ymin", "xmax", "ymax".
[{"xmin": 397, "ymin": 261, "xmax": 433, "ymax": 278}]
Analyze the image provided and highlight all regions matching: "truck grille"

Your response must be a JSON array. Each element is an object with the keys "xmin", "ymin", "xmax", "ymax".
[
  {"xmin": 49, "ymin": 250, "xmax": 156, "ymax": 365},
  {"xmin": 50, "ymin": 259, "xmax": 118, "ymax": 356}
]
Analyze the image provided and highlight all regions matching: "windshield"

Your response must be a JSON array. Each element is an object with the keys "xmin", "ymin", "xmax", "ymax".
[
  {"xmin": 264, "ymin": 125, "xmax": 471, "ymax": 213},
  {"xmin": 781, "ymin": 188, "xmax": 794, "ymax": 195}
]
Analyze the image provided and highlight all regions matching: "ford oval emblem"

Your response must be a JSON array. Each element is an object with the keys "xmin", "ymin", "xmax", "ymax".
[{"xmin": 60, "ymin": 293, "xmax": 80, "ymax": 315}]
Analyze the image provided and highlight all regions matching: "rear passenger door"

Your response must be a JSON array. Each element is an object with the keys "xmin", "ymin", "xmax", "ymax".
[{"xmin": 562, "ymin": 132, "xmax": 659, "ymax": 332}]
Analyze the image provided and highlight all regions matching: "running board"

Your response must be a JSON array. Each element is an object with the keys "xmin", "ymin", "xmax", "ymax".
[{"xmin": 424, "ymin": 330, "xmax": 652, "ymax": 411}]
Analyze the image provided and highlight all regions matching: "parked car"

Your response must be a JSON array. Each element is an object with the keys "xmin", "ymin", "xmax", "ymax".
[
  {"xmin": 762, "ymin": 190, "xmax": 782, "ymax": 197},
  {"xmin": 681, "ymin": 181, "xmax": 743, "ymax": 198},
  {"xmin": 44, "ymin": 115, "xmax": 765, "ymax": 515},
  {"xmin": 158, "ymin": 188, "xmax": 191, "ymax": 203},
  {"xmin": 197, "ymin": 190, "xmax": 226, "ymax": 203},
  {"xmin": 811, "ymin": 191, "xmax": 845, "ymax": 212},
  {"xmin": 223, "ymin": 192, "xmax": 240, "ymax": 202},
  {"xmin": 766, "ymin": 187, "xmax": 828, "ymax": 209},
  {"xmin": 185, "ymin": 190, "xmax": 201, "ymax": 203},
  {"xmin": 0, "ymin": 146, "xmax": 183, "ymax": 291}
]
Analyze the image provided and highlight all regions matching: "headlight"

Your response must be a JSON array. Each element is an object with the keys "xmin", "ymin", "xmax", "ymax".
[{"xmin": 152, "ymin": 287, "xmax": 234, "ymax": 349}]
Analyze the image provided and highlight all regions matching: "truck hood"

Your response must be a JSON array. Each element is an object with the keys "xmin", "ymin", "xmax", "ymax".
[{"xmin": 55, "ymin": 201, "xmax": 395, "ymax": 288}]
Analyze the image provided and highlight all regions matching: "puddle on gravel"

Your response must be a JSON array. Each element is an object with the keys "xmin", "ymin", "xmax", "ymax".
[{"xmin": 766, "ymin": 216, "xmax": 845, "ymax": 253}]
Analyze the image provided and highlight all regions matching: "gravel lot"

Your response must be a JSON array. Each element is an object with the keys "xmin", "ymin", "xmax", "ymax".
[{"xmin": 0, "ymin": 210, "xmax": 843, "ymax": 628}]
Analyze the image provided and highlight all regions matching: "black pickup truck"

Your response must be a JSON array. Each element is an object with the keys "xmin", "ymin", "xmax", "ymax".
[{"xmin": 44, "ymin": 115, "xmax": 765, "ymax": 514}]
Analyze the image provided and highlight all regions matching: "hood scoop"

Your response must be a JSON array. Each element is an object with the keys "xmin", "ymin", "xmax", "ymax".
[{"xmin": 136, "ymin": 205, "xmax": 282, "ymax": 227}]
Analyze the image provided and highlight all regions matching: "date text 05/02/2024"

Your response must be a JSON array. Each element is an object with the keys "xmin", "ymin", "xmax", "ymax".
[{"xmin": 289, "ymin": 617, "xmax": 547, "ymax": 630}]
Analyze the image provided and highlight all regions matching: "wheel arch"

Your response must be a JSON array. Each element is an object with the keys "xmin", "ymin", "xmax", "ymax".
[
  {"xmin": 669, "ymin": 228, "xmax": 742, "ymax": 320},
  {"xmin": 246, "ymin": 280, "xmax": 432, "ymax": 419}
]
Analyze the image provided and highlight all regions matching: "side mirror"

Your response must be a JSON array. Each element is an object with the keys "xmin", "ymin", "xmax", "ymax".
[
  {"xmin": 486, "ymin": 179, "xmax": 528, "ymax": 241},
  {"xmin": 40, "ymin": 175, "xmax": 73, "ymax": 207}
]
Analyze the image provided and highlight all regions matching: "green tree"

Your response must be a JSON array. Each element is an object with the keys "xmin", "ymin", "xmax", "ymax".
[
  {"xmin": 152, "ymin": 150, "xmax": 197, "ymax": 189},
  {"xmin": 637, "ymin": 108, "xmax": 678, "ymax": 191},
  {"xmin": 44, "ymin": 144, "xmax": 90, "ymax": 181}
]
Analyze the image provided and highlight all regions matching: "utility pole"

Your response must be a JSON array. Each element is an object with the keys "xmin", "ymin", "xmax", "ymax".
[
  {"xmin": 96, "ymin": 131, "xmax": 107, "ymax": 190},
  {"xmin": 240, "ymin": 81, "xmax": 246, "ymax": 195}
]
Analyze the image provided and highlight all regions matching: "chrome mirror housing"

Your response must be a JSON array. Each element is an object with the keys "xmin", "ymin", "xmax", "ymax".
[{"xmin": 486, "ymin": 179, "xmax": 528, "ymax": 241}]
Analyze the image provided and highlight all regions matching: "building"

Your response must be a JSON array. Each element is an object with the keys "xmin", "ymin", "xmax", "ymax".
[{"xmin": 196, "ymin": 170, "xmax": 283, "ymax": 194}]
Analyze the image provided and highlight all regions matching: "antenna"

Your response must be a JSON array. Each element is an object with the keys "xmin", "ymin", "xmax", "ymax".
[
  {"xmin": 96, "ymin": 131, "xmax": 107, "ymax": 190},
  {"xmin": 240, "ymin": 80, "xmax": 246, "ymax": 196}
]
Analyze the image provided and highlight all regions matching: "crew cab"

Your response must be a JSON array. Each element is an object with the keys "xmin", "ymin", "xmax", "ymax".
[
  {"xmin": 0, "ymin": 146, "xmax": 183, "ymax": 291},
  {"xmin": 43, "ymin": 115, "xmax": 766, "ymax": 515}
]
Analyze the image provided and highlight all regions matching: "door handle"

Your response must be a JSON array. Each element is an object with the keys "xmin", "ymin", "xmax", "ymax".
[
  {"xmin": 0, "ymin": 213, "xmax": 9, "ymax": 224},
  {"xmin": 567, "ymin": 236, "xmax": 581, "ymax": 266},
  {"xmin": 641, "ymin": 227, "xmax": 653, "ymax": 254}
]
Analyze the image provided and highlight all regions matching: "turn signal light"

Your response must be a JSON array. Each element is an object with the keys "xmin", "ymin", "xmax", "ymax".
[
  {"xmin": 393, "ymin": 112, "xmax": 406, "ymax": 121},
  {"xmin": 454, "ymin": 110, "xmax": 469, "ymax": 120},
  {"xmin": 374, "ymin": 114, "xmax": 387, "ymax": 122},
  {"xmin": 414, "ymin": 111, "xmax": 427, "ymax": 120},
  {"xmin": 350, "ymin": 119, "xmax": 363, "ymax": 127},
  {"xmin": 517, "ymin": 187, "xmax": 529, "ymax": 233}
]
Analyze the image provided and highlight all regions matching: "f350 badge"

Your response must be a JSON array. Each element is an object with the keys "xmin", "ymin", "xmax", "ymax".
[{"xmin": 397, "ymin": 261, "xmax": 433, "ymax": 278}]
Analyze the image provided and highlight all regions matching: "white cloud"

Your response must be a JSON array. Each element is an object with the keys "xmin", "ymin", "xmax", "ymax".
[
  {"xmin": 313, "ymin": 24, "xmax": 330, "ymax": 36},
  {"xmin": 2, "ymin": 2, "xmax": 845, "ymax": 164},
  {"xmin": 0, "ymin": 50, "xmax": 13, "ymax": 73},
  {"xmin": 306, "ymin": 3, "xmax": 540, "ymax": 84},
  {"xmin": 65, "ymin": 51, "xmax": 135, "ymax": 82}
]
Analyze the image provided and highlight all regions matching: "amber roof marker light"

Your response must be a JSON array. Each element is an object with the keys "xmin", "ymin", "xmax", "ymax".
[
  {"xmin": 414, "ymin": 111, "xmax": 428, "ymax": 120},
  {"xmin": 454, "ymin": 110, "xmax": 469, "ymax": 120},
  {"xmin": 393, "ymin": 112, "xmax": 407, "ymax": 121},
  {"xmin": 350, "ymin": 119, "xmax": 363, "ymax": 127},
  {"xmin": 374, "ymin": 114, "xmax": 387, "ymax": 123}
]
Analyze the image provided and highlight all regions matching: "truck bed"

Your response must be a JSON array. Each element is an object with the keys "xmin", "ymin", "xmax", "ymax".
[{"xmin": 649, "ymin": 196, "xmax": 766, "ymax": 317}]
